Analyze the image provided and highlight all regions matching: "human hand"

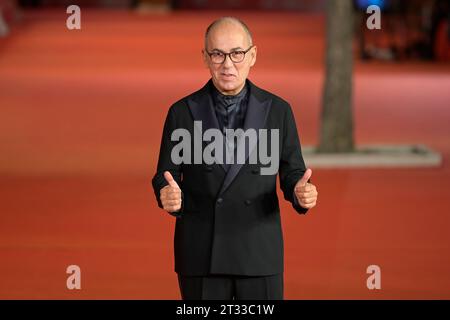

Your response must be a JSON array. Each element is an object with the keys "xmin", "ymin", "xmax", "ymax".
[
  {"xmin": 294, "ymin": 168, "xmax": 318, "ymax": 209},
  {"xmin": 160, "ymin": 171, "xmax": 182, "ymax": 213}
]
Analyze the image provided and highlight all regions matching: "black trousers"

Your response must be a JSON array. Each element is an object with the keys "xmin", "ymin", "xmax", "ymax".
[{"xmin": 177, "ymin": 273, "xmax": 283, "ymax": 300}]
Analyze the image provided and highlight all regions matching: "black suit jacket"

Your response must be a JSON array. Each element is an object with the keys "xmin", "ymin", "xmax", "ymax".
[{"xmin": 152, "ymin": 79, "xmax": 308, "ymax": 276}]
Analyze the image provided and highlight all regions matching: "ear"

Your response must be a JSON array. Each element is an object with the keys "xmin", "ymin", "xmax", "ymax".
[
  {"xmin": 201, "ymin": 49, "xmax": 209, "ymax": 68},
  {"xmin": 249, "ymin": 46, "xmax": 257, "ymax": 67}
]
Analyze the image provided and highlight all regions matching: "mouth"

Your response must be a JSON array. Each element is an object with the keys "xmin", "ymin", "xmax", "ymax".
[{"xmin": 221, "ymin": 73, "xmax": 236, "ymax": 79}]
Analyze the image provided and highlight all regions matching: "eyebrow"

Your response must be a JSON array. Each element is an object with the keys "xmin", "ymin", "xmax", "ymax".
[{"xmin": 210, "ymin": 46, "xmax": 244, "ymax": 52}]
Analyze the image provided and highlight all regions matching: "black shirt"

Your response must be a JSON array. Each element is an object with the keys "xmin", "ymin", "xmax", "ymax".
[{"xmin": 210, "ymin": 82, "xmax": 249, "ymax": 134}]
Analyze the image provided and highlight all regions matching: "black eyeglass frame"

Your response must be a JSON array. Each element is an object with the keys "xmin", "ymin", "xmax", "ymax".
[{"xmin": 204, "ymin": 45, "xmax": 255, "ymax": 64}]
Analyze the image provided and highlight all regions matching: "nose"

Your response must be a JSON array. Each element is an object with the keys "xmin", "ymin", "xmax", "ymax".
[{"xmin": 223, "ymin": 54, "xmax": 234, "ymax": 68}]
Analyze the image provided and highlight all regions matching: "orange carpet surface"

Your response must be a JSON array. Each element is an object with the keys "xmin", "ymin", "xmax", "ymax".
[{"xmin": 1, "ymin": 9, "xmax": 450, "ymax": 299}]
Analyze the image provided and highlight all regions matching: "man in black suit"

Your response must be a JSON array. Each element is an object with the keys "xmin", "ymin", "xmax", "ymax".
[{"xmin": 152, "ymin": 17, "xmax": 318, "ymax": 300}]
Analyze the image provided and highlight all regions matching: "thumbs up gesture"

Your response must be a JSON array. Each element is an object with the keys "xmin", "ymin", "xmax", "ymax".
[
  {"xmin": 294, "ymin": 168, "xmax": 318, "ymax": 209},
  {"xmin": 160, "ymin": 171, "xmax": 182, "ymax": 213}
]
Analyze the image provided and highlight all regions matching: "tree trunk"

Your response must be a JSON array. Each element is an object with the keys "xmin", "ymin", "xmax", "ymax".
[{"xmin": 318, "ymin": 0, "xmax": 355, "ymax": 153}]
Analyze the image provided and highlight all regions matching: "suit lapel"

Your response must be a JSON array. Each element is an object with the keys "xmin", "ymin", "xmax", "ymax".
[{"xmin": 218, "ymin": 81, "xmax": 272, "ymax": 195}]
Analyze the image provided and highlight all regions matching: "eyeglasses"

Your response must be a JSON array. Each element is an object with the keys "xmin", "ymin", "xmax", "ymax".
[{"xmin": 205, "ymin": 45, "xmax": 254, "ymax": 64}]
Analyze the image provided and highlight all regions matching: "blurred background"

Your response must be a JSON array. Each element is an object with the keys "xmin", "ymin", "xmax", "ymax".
[{"xmin": 0, "ymin": 0, "xmax": 449, "ymax": 299}]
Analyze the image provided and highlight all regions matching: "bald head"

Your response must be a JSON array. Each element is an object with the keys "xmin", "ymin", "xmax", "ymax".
[{"xmin": 204, "ymin": 17, "xmax": 253, "ymax": 50}]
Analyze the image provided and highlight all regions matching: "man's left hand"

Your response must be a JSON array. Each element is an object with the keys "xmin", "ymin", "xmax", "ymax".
[{"xmin": 294, "ymin": 168, "xmax": 318, "ymax": 209}]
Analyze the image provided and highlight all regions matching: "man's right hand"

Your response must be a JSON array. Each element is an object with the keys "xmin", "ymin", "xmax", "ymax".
[{"xmin": 160, "ymin": 171, "xmax": 182, "ymax": 213}]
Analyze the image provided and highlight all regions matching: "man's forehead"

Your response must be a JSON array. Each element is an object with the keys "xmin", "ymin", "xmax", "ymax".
[{"xmin": 206, "ymin": 28, "xmax": 249, "ymax": 50}]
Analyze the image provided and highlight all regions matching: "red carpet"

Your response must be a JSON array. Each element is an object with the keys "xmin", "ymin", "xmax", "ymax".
[{"xmin": 1, "ymin": 9, "xmax": 450, "ymax": 299}]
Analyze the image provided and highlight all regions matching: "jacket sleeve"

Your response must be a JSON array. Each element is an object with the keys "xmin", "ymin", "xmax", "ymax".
[
  {"xmin": 279, "ymin": 103, "xmax": 309, "ymax": 215},
  {"xmin": 151, "ymin": 105, "xmax": 184, "ymax": 218}
]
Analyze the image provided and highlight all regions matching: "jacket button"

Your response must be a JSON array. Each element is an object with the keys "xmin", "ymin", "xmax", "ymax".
[
  {"xmin": 205, "ymin": 166, "xmax": 213, "ymax": 172},
  {"xmin": 217, "ymin": 198, "xmax": 223, "ymax": 204},
  {"xmin": 245, "ymin": 199, "xmax": 252, "ymax": 205}
]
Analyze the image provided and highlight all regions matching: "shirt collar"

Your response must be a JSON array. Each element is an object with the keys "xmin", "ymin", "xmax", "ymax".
[{"xmin": 211, "ymin": 81, "xmax": 249, "ymax": 107}]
